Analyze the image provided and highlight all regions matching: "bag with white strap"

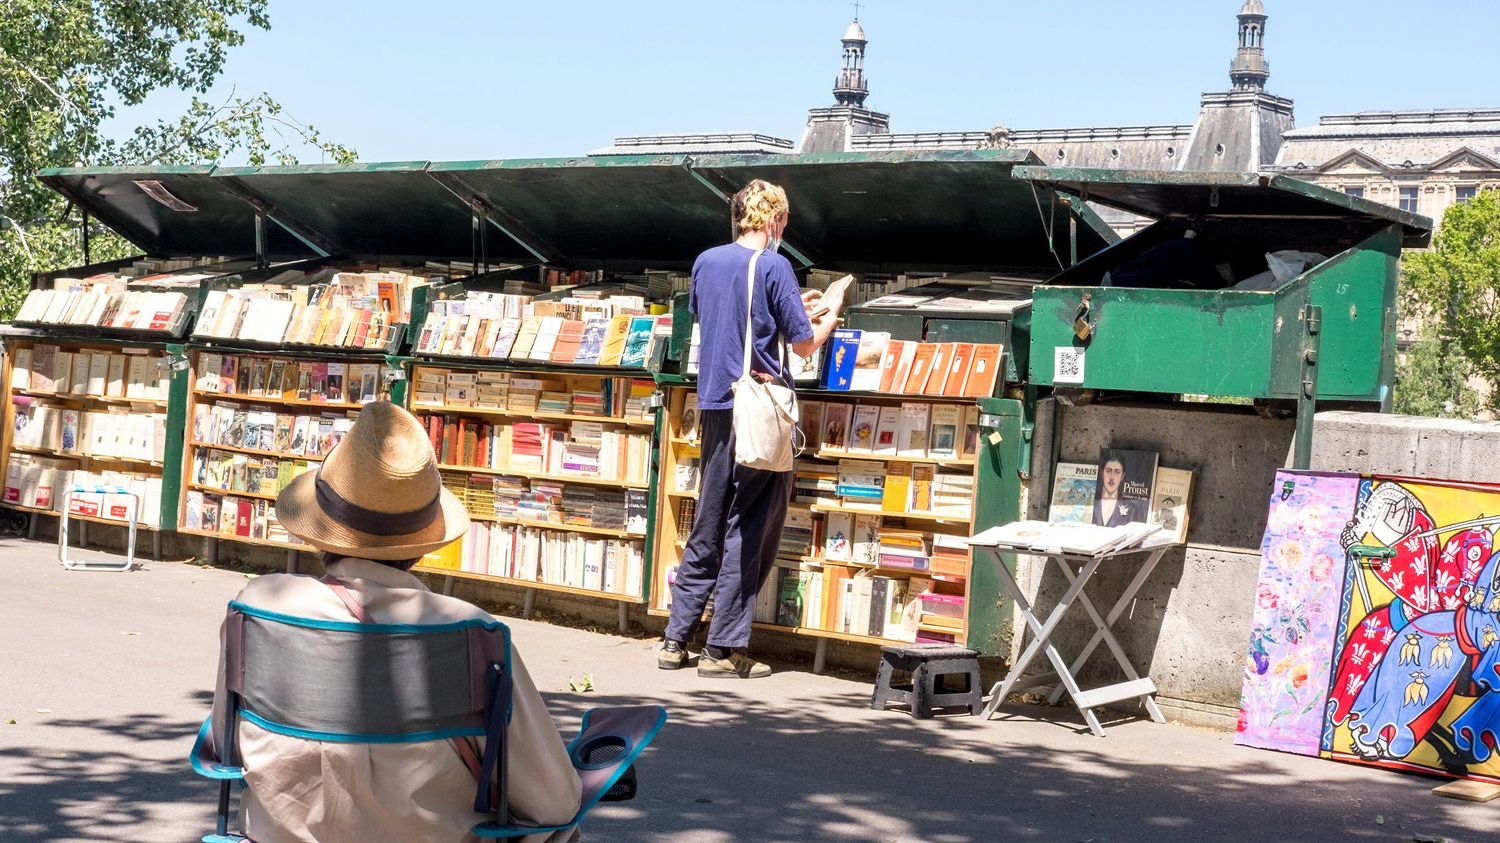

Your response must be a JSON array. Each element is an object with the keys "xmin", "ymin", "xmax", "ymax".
[{"xmin": 730, "ymin": 250, "xmax": 799, "ymax": 472}]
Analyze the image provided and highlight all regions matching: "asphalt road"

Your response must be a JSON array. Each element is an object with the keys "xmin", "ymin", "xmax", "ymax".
[{"xmin": 0, "ymin": 538, "xmax": 1492, "ymax": 842}]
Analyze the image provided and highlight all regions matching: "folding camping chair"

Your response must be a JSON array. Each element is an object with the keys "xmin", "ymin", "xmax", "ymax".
[{"xmin": 189, "ymin": 599, "xmax": 667, "ymax": 842}]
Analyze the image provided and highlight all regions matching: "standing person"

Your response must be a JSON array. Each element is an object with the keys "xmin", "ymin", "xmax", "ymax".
[
  {"xmin": 210, "ymin": 402, "xmax": 583, "ymax": 842},
  {"xmin": 660, "ymin": 179, "xmax": 845, "ymax": 678}
]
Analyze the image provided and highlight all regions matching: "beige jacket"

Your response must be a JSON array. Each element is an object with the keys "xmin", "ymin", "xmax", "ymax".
[{"xmin": 211, "ymin": 557, "xmax": 583, "ymax": 843}]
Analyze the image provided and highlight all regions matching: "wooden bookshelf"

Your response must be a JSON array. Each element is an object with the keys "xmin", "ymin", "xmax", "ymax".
[
  {"xmin": 180, "ymin": 348, "xmax": 396, "ymax": 552},
  {"xmin": 650, "ymin": 384, "xmax": 982, "ymax": 650},
  {"xmin": 0, "ymin": 338, "xmax": 182, "ymax": 531},
  {"xmin": 407, "ymin": 361, "xmax": 658, "ymax": 602}
]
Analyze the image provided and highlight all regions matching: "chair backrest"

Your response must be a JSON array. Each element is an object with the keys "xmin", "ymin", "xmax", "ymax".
[{"xmin": 222, "ymin": 600, "xmax": 509, "ymax": 744}]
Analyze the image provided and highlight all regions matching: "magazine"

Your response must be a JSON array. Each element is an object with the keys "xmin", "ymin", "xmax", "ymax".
[
  {"xmin": 1091, "ymin": 448, "xmax": 1158, "ymax": 528},
  {"xmin": 1048, "ymin": 462, "xmax": 1097, "ymax": 523}
]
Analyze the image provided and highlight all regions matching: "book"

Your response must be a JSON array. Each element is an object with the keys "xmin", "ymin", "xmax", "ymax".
[
  {"xmin": 909, "ymin": 464, "xmax": 936, "ymax": 511},
  {"xmin": 965, "ymin": 344, "xmax": 1004, "ymax": 398},
  {"xmin": 574, "ymin": 317, "xmax": 608, "ymax": 365},
  {"xmin": 597, "ymin": 315, "xmax": 634, "ymax": 367},
  {"xmin": 876, "ymin": 340, "xmax": 908, "ymax": 394},
  {"xmin": 821, "ymin": 403, "xmax": 852, "ymax": 452},
  {"xmin": 529, "ymin": 316, "xmax": 564, "ymax": 361},
  {"xmin": 896, "ymin": 403, "xmax": 930, "ymax": 458},
  {"xmin": 510, "ymin": 316, "xmax": 541, "ymax": 360},
  {"xmin": 1092, "ymin": 448, "xmax": 1159, "ymax": 528},
  {"xmin": 821, "ymin": 329, "xmax": 860, "ymax": 391},
  {"xmin": 927, "ymin": 404, "xmax": 961, "ymax": 460},
  {"xmin": 848, "ymin": 405, "xmax": 880, "ymax": 454},
  {"xmin": 86, "ymin": 353, "xmax": 110, "ymax": 395},
  {"xmin": 777, "ymin": 571, "xmax": 807, "ymax": 627},
  {"xmin": 924, "ymin": 343, "xmax": 953, "ymax": 396},
  {"xmin": 942, "ymin": 343, "xmax": 975, "ymax": 397},
  {"xmin": 1149, "ymin": 467, "xmax": 1193, "ymax": 544},
  {"xmin": 849, "ymin": 331, "xmax": 890, "ymax": 392},
  {"xmin": 619, "ymin": 316, "xmax": 656, "ymax": 368},
  {"xmin": 824, "ymin": 512, "xmax": 853, "ymax": 561},
  {"xmin": 959, "ymin": 406, "xmax": 981, "ymax": 460},
  {"xmin": 903, "ymin": 344, "xmax": 937, "ymax": 394},
  {"xmin": 872, "ymin": 406, "xmax": 901, "ymax": 455},
  {"xmin": 881, "ymin": 462, "xmax": 912, "ymax": 512},
  {"xmin": 1049, "ymin": 463, "xmax": 1098, "ymax": 524}
]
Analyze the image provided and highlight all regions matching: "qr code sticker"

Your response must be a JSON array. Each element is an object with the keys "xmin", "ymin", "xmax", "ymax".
[{"xmin": 1054, "ymin": 347, "xmax": 1086, "ymax": 385}]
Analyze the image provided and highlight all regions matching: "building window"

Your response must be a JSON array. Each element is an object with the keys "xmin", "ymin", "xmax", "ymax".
[
  {"xmin": 1399, "ymin": 187, "xmax": 1419, "ymax": 213},
  {"xmin": 1457, "ymin": 185, "xmax": 1477, "ymax": 203},
  {"xmin": 1344, "ymin": 187, "xmax": 1364, "ymax": 199}
]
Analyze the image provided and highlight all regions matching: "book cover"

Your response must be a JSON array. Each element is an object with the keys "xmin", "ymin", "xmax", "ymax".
[
  {"xmin": 852, "ymin": 514, "xmax": 882, "ymax": 566},
  {"xmin": 872, "ymin": 406, "xmax": 902, "ymax": 455},
  {"xmin": 69, "ymin": 352, "xmax": 90, "ymax": 394},
  {"xmin": 881, "ymin": 462, "xmax": 912, "ymax": 513},
  {"xmin": 86, "ymin": 353, "xmax": 110, "ymax": 395},
  {"xmin": 927, "ymin": 404, "xmax": 961, "ymax": 460},
  {"xmin": 896, "ymin": 402, "xmax": 931, "ymax": 458},
  {"xmin": 1092, "ymin": 448, "xmax": 1158, "ymax": 527},
  {"xmin": 597, "ymin": 315, "xmax": 633, "ymax": 366},
  {"xmin": 959, "ymin": 405, "xmax": 981, "ymax": 459},
  {"xmin": 510, "ymin": 316, "xmax": 541, "ymax": 360},
  {"xmin": 821, "ymin": 329, "xmax": 861, "ymax": 391},
  {"xmin": 9, "ymin": 346, "xmax": 31, "ymax": 391},
  {"xmin": 619, "ymin": 316, "xmax": 656, "ymax": 368},
  {"xmin": 902, "ymin": 344, "xmax": 937, "ymax": 394},
  {"xmin": 849, "ymin": 331, "xmax": 890, "ymax": 392},
  {"xmin": 923, "ymin": 343, "xmax": 953, "ymax": 396},
  {"xmin": 491, "ymin": 317, "xmax": 522, "ymax": 358},
  {"xmin": 941, "ymin": 343, "xmax": 975, "ymax": 397},
  {"xmin": 777, "ymin": 571, "xmax": 806, "ymax": 627},
  {"xmin": 820, "ymin": 403, "xmax": 852, "ymax": 452},
  {"xmin": 1149, "ymin": 466, "xmax": 1193, "ymax": 543},
  {"xmin": 1049, "ymin": 463, "xmax": 1098, "ymax": 524},
  {"xmin": 964, "ymin": 343, "xmax": 1004, "ymax": 398},
  {"xmin": 848, "ymin": 405, "xmax": 880, "ymax": 453},
  {"xmin": 550, "ymin": 320, "xmax": 586, "ymax": 364},
  {"xmin": 909, "ymin": 464, "xmax": 936, "ymax": 511},
  {"xmin": 876, "ymin": 340, "xmax": 908, "ymax": 394},
  {"xmin": 796, "ymin": 400, "xmax": 822, "ymax": 453},
  {"xmin": 823, "ymin": 512, "xmax": 853, "ymax": 561},
  {"xmin": 528, "ymin": 316, "xmax": 564, "ymax": 361},
  {"xmin": 574, "ymin": 317, "xmax": 608, "ymax": 365}
]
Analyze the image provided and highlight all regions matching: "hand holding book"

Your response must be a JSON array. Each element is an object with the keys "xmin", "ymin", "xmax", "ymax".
[{"xmin": 804, "ymin": 274, "xmax": 853, "ymax": 324}]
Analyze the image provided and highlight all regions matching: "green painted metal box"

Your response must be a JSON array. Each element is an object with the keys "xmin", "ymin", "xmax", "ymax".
[{"xmin": 1019, "ymin": 168, "xmax": 1432, "ymax": 403}]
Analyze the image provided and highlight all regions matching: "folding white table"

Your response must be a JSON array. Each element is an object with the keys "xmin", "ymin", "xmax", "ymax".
[{"xmin": 972, "ymin": 538, "xmax": 1171, "ymax": 737}]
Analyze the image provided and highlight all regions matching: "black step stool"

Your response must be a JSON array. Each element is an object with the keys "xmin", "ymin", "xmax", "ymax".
[{"xmin": 871, "ymin": 644, "xmax": 983, "ymax": 718}]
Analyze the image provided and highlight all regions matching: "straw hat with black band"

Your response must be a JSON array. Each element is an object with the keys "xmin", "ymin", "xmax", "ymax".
[{"xmin": 275, "ymin": 401, "xmax": 469, "ymax": 561}]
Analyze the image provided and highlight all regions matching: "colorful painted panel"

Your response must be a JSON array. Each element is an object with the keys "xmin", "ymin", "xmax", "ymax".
[
  {"xmin": 1324, "ymin": 476, "xmax": 1500, "ymax": 783},
  {"xmin": 1235, "ymin": 471, "xmax": 1360, "ymax": 755}
]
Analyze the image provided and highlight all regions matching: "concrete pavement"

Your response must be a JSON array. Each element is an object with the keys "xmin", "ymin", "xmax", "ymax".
[{"xmin": 0, "ymin": 537, "xmax": 1493, "ymax": 842}]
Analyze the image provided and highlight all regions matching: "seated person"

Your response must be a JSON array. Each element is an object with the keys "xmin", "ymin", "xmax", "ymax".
[{"xmin": 210, "ymin": 402, "xmax": 582, "ymax": 842}]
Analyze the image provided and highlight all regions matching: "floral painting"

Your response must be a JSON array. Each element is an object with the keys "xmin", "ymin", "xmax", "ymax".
[{"xmin": 1235, "ymin": 470, "xmax": 1360, "ymax": 755}]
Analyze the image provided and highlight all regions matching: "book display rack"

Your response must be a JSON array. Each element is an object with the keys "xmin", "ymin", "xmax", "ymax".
[
  {"xmin": 406, "ymin": 358, "xmax": 661, "ymax": 623},
  {"xmin": 650, "ymin": 385, "xmax": 987, "ymax": 659},
  {"xmin": 178, "ymin": 348, "xmax": 404, "ymax": 553},
  {"xmin": 1, "ymin": 338, "xmax": 185, "ymax": 537}
]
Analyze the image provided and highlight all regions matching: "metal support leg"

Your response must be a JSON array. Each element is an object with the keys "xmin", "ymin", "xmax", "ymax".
[
  {"xmin": 812, "ymin": 638, "xmax": 828, "ymax": 675},
  {"xmin": 981, "ymin": 549, "xmax": 1106, "ymax": 734},
  {"xmin": 27, "ymin": 513, "xmax": 38, "ymax": 540},
  {"xmin": 1043, "ymin": 549, "xmax": 1168, "ymax": 725},
  {"xmin": 523, "ymin": 588, "xmax": 537, "ymax": 619},
  {"xmin": 618, "ymin": 602, "xmax": 629, "ymax": 634},
  {"xmin": 1292, "ymin": 304, "xmax": 1323, "ymax": 470},
  {"xmin": 441, "ymin": 575, "xmax": 456, "ymax": 596},
  {"xmin": 77, "ymin": 519, "xmax": 87, "ymax": 548},
  {"xmin": 286, "ymin": 549, "xmax": 298, "ymax": 575},
  {"xmin": 205, "ymin": 537, "xmax": 220, "ymax": 567},
  {"xmin": 151, "ymin": 530, "xmax": 162, "ymax": 561}
]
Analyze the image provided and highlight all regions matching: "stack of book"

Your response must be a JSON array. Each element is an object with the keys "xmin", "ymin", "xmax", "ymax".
[
  {"xmin": 183, "ymin": 489, "xmax": 279, "ymax": 543},
  {"xmin": 10, "ymin": 399, "xmax": 166, "ymax": 464},
  {"xmin": 419, "ymin": 414, "xmax": 650, "ymax": 485},
  {"xmin": 414, "ymin": 288, "xmax": 672, "ymax": 369},
  {"xmin": 807, "ymin": 400, "xmax": 980, "ymax": 462},
  {"xmin": 195, "ymin": 353, "xmax": 385, "ymax": 405},
  {"xmin": 10, "ymin": 345, "xmax": 170, "ymax": 401},
  {"xmin": 452, "ymin": 522, "xmax": 645, "ymax": 596},
  {"xmin": 14, "ymin": 258, "xmax": 226, "ymax": 334},
  {"xmin": 1046, "ymin": 451, "xmax": 1195, "ymax": 544},
  {"xmin": 409, "ymin": 368, "xmax": 654, "ymax": 422},
  {"xmin": 193, "ymin": 402, "xmax": 358, "ymax": 460},
  {"xmin": 820, "ymin": 329, "xmax": 1004, "ymax": 398},
  {"xmin": 195, "ymin": 269, "xmax": 434, "ymax": 349}
]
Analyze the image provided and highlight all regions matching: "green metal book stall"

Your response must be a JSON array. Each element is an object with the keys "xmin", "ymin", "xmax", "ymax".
[{"xmin": 1017, "ymin": 167, "xmax": 1432, "ymax": 467}]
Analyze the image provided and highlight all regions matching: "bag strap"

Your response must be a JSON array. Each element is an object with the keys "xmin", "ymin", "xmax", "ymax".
[
  {"xmin": 316, "ymin": 574, "xmax": 488, "ymax": 786},
  {"xmin": 740, "ymin": 249, "xmax": 763, "ymax": 380}
]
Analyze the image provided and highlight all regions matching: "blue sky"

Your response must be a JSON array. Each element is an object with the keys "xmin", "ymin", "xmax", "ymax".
[{"xmin": 104, "ymin": 0, "xmax": 1500, "ymax": 164}]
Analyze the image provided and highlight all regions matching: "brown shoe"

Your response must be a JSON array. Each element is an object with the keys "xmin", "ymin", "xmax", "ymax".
[
  {"xmin": 697, "ymin": 651, "xmax": 771, "ymax": 679},
  {"xmin": 657, "ymin": 640, "xmax": 688, "ymax": 670}
]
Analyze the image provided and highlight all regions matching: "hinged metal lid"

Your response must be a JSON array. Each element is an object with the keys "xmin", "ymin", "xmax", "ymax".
[{"xmin": 1014, "ymin": 166, "xmax": 1433, "ymax": 247}]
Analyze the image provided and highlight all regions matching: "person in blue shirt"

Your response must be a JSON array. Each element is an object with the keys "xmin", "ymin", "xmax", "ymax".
[{"xmin": 660, "ymin": 179, "xmax": 845, "ymax": 678}]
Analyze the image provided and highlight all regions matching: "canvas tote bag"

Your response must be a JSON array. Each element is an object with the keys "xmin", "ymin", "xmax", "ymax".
[{"xmin": 730, "ymin": 250, "xmax": 799, "ymax": 472}]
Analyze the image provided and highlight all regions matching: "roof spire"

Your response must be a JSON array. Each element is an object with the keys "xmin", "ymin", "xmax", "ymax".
[
  {"xmin": 833, "ymin": 13, "xmax": 870, "ymax": 107},
  {"xmin": 1231, "ymin": 0, "xmax": 1270, "ymax": 91}
]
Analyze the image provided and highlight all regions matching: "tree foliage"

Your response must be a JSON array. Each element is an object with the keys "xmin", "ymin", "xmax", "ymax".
[
  {"xmin": 1, "ymin": 0, "xmax": 355, "ymax": 318},
  {"xmin": 1392, "ymin": 327, "xmax": 1483, "ymax": 419},
  {"xmin": 1402, "ymin": 191, "xmax": 1500, "ymax": 396}
]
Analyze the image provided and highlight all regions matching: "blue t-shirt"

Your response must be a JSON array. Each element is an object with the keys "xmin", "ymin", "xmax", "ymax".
[{"xmin": 690, "ymin": 243, "xmax": 813, "ymax": 410}]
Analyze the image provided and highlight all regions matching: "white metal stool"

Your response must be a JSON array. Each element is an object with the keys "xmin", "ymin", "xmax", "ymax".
[{"xmin": 59, "ymin": 486, "xmax": 139, "ymax": 572}]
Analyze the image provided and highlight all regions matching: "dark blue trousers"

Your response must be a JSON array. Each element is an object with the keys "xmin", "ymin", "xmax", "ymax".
[{"xmin": 665, "ymin": 408, "xmax": 794, "ymax": 649}]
